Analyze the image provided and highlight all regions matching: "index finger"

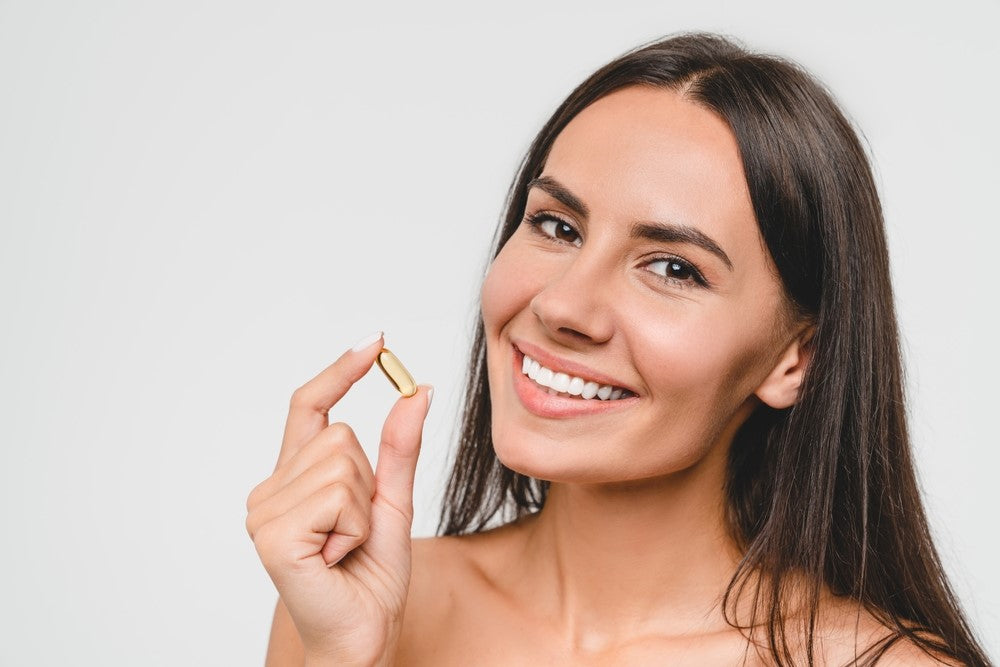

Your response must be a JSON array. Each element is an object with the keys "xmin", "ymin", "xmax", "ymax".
[{"xmin": 276, "ymin": 331, "xmax": 384, "ymax": 468}]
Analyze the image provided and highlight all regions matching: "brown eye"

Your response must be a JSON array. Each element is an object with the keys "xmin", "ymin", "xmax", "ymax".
[
  {"xmin": 664, "ymin": 260, "xmax": 692, "ymax": 280},
  {"xmin": 543, "ymin": 219, "xmax": 580, "ymax": 245},
  {"xmin": 526, "ymin": 213, "xmax": 582, "ymax": 248},
  {"xmin": 647, "ymin": 257, "xmax": 707, "ymax": 287}
]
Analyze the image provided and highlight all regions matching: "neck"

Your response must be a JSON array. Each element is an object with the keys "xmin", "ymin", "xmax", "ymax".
[{"xmin": 511, "ymin": 449, "xmax": 745, "ymax": 647}]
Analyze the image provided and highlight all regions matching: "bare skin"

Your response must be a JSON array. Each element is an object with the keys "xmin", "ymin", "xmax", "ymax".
[
  {"xmin": 253, "ymin": 87, "xmax": 955, "ymax": 665},
  {"xmin": 398, "ymin": 532, "xmax": 941, "ymax": 666}
]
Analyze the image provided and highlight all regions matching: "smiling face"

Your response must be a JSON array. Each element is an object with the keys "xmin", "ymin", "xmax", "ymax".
[{"xmin": 480, "ymin": 85, "xmax": 807, "ymax": 484}]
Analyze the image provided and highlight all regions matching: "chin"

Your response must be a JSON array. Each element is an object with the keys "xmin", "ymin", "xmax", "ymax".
[
  {"xmin": 491, "ymin": 429, "xmax": 650, "ymax": 485},
  {"xmin": 491, "ymin": 430, "xmax": 594, "ymax": 483},
  {"xmin": 491, "ymin": 422, "xmax": 730, "ymax": 487}
]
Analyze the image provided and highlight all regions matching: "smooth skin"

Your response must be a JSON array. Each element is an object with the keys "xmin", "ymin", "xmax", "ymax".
[{"xmin": 250, "ymin": 87, "xmax": 954, "ymax": 665}]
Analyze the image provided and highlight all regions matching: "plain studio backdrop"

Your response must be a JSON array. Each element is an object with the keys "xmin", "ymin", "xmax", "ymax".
[{"xmin": 1, "ymin": 1, "xmax": 997, "ymax": 664}]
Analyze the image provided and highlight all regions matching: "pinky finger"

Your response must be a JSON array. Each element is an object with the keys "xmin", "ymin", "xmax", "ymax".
[
  {"xmin": 254, "ymin": 482, "xmax": 371, "ymax": 577},
  {"xmin": 318, "ymin": 483, "xmax": 372, "ymax": 567}
]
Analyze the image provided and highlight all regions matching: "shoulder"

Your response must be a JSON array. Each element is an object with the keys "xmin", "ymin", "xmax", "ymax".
[
  {"xmin": 398, "ymin": 525, "xmax": 528, "ymax": 660},
  {"xmin": 406, "ymin": 534, "xmax": 481, "ymax": 615},
  {"xmin": 813, "ymin": 594, "xmax": 961, "ymax": 666},
  {"xmin": 408, "ymin": 516, "xmax": 535, "ymax": 591},
  {"xmin": 405, "ymin": 537, "xmax": 469, "ymax": 620},
  {"xmin": 874, "ymin": 637, "xmax": 962, "ymax": 666},
  {"xmin": 406, "ymin": 522, "xmax": 527, "ymax": 605}
]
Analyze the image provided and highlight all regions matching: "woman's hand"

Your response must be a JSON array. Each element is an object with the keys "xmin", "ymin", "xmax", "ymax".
[{"xmin": 245, "ymin": 333, "xmax": 433, "ymax": 665}]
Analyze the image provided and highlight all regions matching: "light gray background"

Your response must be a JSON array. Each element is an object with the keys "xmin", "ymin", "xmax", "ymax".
[{"xmin": 1, "ymin": 1, "xmax": 997, "ymax": 664}]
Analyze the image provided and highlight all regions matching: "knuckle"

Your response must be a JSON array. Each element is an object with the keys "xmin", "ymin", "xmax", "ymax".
[
  {"xmin": 326, "ymin": 481, "xmax": 353, "ymax": 506},
  {"xmin": 288, "ymin": 385, "xmax": 308, "ymax": 407},
  {"xmin": 354, "ymin": 519, "xmax": 371, "ymax": 544},
  {"xmin": 324, "ymin": 454, "xmax": 357, "ymax": 483},
  {"xmin": 245, "ymin": 480, "xmax": 268, "ymax": 511},
  {"xmin": 378, "ymin": 494, "xmax": 414, "ymax": 526},
  {"xmin": 289, "ymin": 385, "xmax": 325, "ymax": 414},
  {"xmin": 326, "ymin": 421, "xmax": 356, "ymax": 442},
  {"xmin": 252, "ymin": 521, "xmax": 284, "ymax": 566},
  {"xmin": 245, "ymin": 510, "xmax": 259, "ymax": 539},
  {"xmin": 250, "ymin": 515, "xmax": 275, "ymax": 549}
]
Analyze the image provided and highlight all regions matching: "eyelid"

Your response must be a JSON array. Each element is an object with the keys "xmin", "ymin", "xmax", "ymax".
[
  {"xmin": 643, "ymin": 256, "xmax": 711, "ymax": 289},
  {"xmin": 524, "ymin": 211, "xmax": 582, "ymax": 246}
]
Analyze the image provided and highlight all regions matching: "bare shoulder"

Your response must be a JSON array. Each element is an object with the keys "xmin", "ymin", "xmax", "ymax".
[
  {"xmin": 397, "ymin": 523, "xmax": 531, "ymax": 662},
  {"xmin": 405, "ymin": 526, "xmax": 522, "ymax": 609},
  {"xmin": 407, "ymin": 519, "xmax": 533, "ymax": 600},
  {"xmin": 395, "ymin": 536, "xmax": 464, "ymax": 663},
  {"xmin": 874, "ymin": 637, "xmax": 963, "ymax": 666},
  {"xmin": 814, "ymin": 594, "xmax": 960, "ymax": 666},
  {"xmin": 406, "ymin": 535, "xmax": 476, "ymax": 617}
]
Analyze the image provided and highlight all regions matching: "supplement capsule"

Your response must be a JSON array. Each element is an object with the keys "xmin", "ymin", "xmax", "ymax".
[{"xmin": 376, "ymin": 347, "xmax": 417, "ymax": 397}]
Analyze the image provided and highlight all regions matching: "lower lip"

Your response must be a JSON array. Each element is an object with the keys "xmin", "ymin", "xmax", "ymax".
[{"xmin": 511, "ymin": 346, "xmax": 639, "ymax": 418}]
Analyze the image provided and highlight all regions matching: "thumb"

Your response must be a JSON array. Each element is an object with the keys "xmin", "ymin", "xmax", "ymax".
[{"xmin": 373, "ymin": 384, "xmax": 433, "ymax": 521}]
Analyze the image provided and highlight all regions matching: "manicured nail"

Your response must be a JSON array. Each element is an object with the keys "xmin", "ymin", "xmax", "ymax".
[
  {"xmin": 426, "ymin": 386, "xmax": 434, "ymax": 409},
  {"xmin": 350, "ymin": 330, "xmax": 383, "ymax": 352}
]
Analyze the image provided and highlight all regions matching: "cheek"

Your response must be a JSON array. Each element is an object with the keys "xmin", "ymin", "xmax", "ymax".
[
  {"xmin": 479, "ymin": 262, "xmax": 506, "ymax": 332},
  {"xmin": 480, "ymin": 243, "xmax": 537, "ymax": 334},
  {"xmin": 630, "ymin": 307, "xmax": 771, "ymax": 411}
]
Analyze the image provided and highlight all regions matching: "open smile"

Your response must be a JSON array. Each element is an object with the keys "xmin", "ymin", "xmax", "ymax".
[{"xmin": 510, "ymin": 343, "xmax": 640, "ymax": 418}]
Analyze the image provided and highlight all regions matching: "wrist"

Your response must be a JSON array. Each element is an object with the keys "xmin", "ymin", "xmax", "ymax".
[
  {"xmin": 303, "ymin": 642, "xmax": 396, "ymax": 667},
  {"xmin": 303, "ymin": 654, "xmax": 375, "ymax": 667},
  {"xmin": 299, "ymin": 612, "xmax": 403, "ymax": 666}
]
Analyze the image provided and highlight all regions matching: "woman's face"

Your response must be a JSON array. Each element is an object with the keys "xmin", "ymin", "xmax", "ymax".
[{"xmin": 481, "ymin": 85, "xmax": 798, "ymax": 483}]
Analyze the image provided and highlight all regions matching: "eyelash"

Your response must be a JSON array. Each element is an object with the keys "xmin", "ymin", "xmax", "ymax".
[{"xmin": 522, "ymin": 211, "xmax": 710, "ymax": 289}]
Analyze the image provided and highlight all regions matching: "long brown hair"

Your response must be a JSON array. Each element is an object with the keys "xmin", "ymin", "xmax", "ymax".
[{"xmin": 437, "ymin": 32, "xmax": 989, "ymax": 666}]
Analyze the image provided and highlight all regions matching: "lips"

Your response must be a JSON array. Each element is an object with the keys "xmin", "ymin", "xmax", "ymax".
[
  {"xmin": 521, "ymin": 353, "xmax": 636, "ymax": 400},
  {"xmin": 513, "ymin": 340, "xmax": 637, "ymax": 392},
  {"xmin": 509, "ymin": 341, "xmax": 639, "ymax": 418}
]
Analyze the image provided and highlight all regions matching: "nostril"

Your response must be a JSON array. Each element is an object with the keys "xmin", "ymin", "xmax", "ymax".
[
  {"xmin": 559, "ymin": 327, "xmax": 592, "ymax": 341},
  {"xmin": 530, "ymin": 279, "xmax": 614, "ymax": 344}
]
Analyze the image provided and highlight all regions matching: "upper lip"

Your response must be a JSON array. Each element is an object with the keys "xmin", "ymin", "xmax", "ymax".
[{"xmin": 512, "ymin": 339, "xmax": 639, "ymax": 394}]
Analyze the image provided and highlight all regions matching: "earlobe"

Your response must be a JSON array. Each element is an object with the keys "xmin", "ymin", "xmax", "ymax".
[{"xmin": 754, "ymin": 326, "xmax": 815, "ymax": 409}]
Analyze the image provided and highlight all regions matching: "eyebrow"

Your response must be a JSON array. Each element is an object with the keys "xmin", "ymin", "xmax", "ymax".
[
  {"xmin": 527, "ymin": 175, "xmax": 590, "ymax": 217},
  {"xmin": 631, "ymin": 222, "xmax": 733, "ymax": 271},
  {"xmin": 526, "ymin": 175, "xmax": 734, "ymax": 271}
]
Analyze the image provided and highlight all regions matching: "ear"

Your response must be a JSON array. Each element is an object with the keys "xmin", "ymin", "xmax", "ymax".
[{"xmin": 754, "ymin": 325, "xmax": 815, "ymax": 410}]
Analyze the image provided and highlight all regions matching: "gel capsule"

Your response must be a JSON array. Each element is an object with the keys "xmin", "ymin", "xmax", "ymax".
[{"xmin": 376, "ymin": 347, "xmax": 417, "ymax": 397}]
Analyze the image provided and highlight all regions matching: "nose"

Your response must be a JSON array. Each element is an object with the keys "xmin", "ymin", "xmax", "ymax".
[{"xmin": 529, "ymin": 254, "xmax": 615, "ymax": 345}]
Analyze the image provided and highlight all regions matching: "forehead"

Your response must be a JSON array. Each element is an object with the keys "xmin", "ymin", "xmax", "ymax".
[{"xmin": 542, "ymin": 86, "xmax": 758, "ymax": 255}]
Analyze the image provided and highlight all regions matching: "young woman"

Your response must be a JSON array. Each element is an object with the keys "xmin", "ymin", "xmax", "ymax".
[{"xmin": 246, "ymin": 33, "xmax": 991, "ymax": 665}]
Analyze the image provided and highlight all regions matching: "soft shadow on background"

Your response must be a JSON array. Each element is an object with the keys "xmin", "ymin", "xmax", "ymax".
[{"xmin": 1, "ymin": 1, "xmax": 997, "ymax": 664}]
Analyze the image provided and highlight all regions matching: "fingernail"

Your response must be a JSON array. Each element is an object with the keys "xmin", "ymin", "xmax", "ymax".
[
  {"xmin": 426, "ymin": 386, "xmax": 434, "ymax": 409},
  {"xmin": 350, "ymin": 330, "xmax": 383, "ymax": 352}
]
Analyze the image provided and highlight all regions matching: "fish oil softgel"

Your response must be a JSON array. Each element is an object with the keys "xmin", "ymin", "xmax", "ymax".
[{"xmin": 376, "ymin": 347, "xmax": 417, "ymax": 397}]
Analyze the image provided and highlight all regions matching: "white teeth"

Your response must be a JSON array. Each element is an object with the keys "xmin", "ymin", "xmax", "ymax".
[{"xmin": 520, "ymin": 353, "xmax": 632, "ymax": 400}]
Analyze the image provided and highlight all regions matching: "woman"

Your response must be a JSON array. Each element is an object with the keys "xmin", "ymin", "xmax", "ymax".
[{"xmin": 245, "ymin": 33, "xmax": 990, "ymax": 665}]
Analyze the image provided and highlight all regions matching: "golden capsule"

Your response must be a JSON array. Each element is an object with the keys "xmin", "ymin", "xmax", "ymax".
[{"xmin": 376, "ymin": 347, "xmax": 417, "ymax": 397}]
